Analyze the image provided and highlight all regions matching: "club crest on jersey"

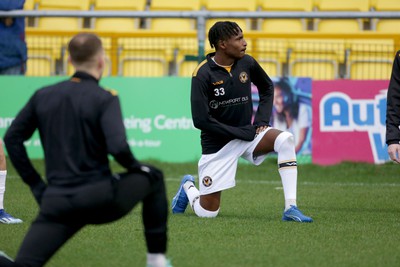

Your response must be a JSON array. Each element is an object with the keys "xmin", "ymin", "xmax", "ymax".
[
  {"xmin": 239, "ymin": 72, "xmax": 248, "ymax": 83},
  {"xmin": 202, "ymin": 176, "xmax": 213, "ymax": 187}
]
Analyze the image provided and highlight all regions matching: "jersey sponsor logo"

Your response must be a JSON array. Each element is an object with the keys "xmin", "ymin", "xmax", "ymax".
[
  {"xmin": 239, "ymin": 72, "xmax": 248, "ymax": 83},
  {"xmin": 209, "ymin": 100, "xmax": 219, "ymax": 109},
  {"xmin": 202, "ymin": 176, "xmax": 213, "ymax": 187},
  {"xmin": 209, "ymin": 96, "xmax": 249, "ymax": 109},
  {"xmin": 212, "ymin": 80, "xmax": 224, "ymax": 85},
  {"xmin": 70, "ymin": 77, "xmax": 81, "ymax": 83}
]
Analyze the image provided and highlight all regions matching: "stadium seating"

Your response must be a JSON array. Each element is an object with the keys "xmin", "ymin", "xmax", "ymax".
[
  {"xmin": 257, "ymin": 0, "xmax": 313, "ymax": 33},
  {"xmin": 314, "ymin": 0, "xmax": 369, "ymax": 32},
  {"xmin": 288, "ymin": 39, "xmax": 345, "ymax": 80},
  {"xmin": 202, "ymin": 0, "xmax": 257, "ymax": 31},
  {"xmin": 24, "ymin": 0, "xmax": 38, "ymax": 27},
  {"xmin": 345, "ymin": 39, "xmax": 395, "ymax": 79},
  {"xmin": 36, "ymin": 0, "xmax": 90, "ymax": 30},
  {"xmin": 148, "ymin": 0, "xmax": 200, "ymax": 32},
  {"xmin": 93, "ymin": 0, "xmax": 146, "ymax": 32},
  {"xmin": 253, "ymin": 38, "xmax": 289, "ymax": 77},
  {"xmin": 24, "ymin": 0, "xmax": 37, "ymax": 10},
  {"xmin": 25, "ymin": 36, "xmax": 64, "ymax": 76},
  {"xmin": 117, "ymin": 37, "xmax": 174, "ymax": 76},
  {"xmin": 147, "ymin": 1, "xmax": 203, "ymax": 76},
  {"xmin": 175, "ymin": 38, "xmax": 202, "ymax": 77},
  {"xmin": 373, "ymin": 0, "xmax": 400, "ymax": 33}
]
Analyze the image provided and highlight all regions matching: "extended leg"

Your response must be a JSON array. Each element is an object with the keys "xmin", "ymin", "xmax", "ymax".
[
  {"xmin": 254, "ymin": 129, "xmax": 313, "ymax": 222},
  {"xmin": 15, "ymin": 214, "xmax": 83, "ymax": 267}
]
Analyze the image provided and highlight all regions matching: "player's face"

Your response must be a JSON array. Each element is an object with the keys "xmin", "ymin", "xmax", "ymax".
[
  {"xmin": 274, "ymin": 87, "xmax": 284, "ymax": 113},
  {"xmin": 223, "ymin": 30, "xmax": 247, "ymax": 59}
]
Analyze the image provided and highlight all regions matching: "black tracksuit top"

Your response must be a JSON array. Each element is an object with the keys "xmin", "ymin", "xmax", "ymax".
[
  {"xmin": 386, "ymin": 50, "xmax": 400, "ymax": 146},
  {"xmin": 191, "ymin": 53, "xmax": 274, "ymax": 154},
  {"xmin": 4, "ymin": 72, "xmax": 140, "ymax": 188}
]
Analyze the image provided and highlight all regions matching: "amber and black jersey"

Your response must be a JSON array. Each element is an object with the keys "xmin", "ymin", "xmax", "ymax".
[{"xmin": 191, "ymin": 52, "xmax": 274, "ymax": 154}]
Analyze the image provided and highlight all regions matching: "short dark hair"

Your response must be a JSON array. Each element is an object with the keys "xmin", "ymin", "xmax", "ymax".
[
  {"xmin": 68, "ymin": 33, "xmax": 103, "ymax": 64},
  {"xmin": 208, "ymin": 21, "xmax": 242, "ymax": 49}
]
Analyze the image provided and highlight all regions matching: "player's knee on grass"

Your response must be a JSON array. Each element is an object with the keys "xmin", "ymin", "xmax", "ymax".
[{"xmin": 193, "ymin": 200, "xmax": 220, "ymax": 218}]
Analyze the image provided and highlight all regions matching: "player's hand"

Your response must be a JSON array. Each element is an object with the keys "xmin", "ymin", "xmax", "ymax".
[
  {"xmin": 132, "ymin": 164, "xmax": 164, "ymax": 184},
  {"xmin": 30, "ymin": 180, "xmax": 47, "ymax": 205},
  {"xmin": 256, "ymin": 125, "xmax": 268, "ymax": 134},
  {"xmin": 388, "ymin": 144, "xmax": 400, "ymax": 164}
]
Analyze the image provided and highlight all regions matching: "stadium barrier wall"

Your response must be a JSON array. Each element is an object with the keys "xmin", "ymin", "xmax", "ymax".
[
  {"xmin": 0, "ymin": 76, "xmax": 202, "ymax": 162},
  {"xmin": 312, "ymin": 79, "xmax": 390, "ymax": 165},
  {"xmin": 0, "ymin": 77, "xmax": 392, "ymax": 165}
]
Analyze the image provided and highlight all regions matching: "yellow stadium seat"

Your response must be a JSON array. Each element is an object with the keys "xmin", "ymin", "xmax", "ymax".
[
  {"xmin": 373, "ymin": 0, "xmax": 400, "ymax": 33},
  {"xmin": 373, "ymin": 0, "xmax": 399, "ymax": 10},
  {"xmin": 315, "ymin": 0, "xmax": 369, "ymax": 32},
  {"xmin": 26, "ymin": 55, "xmax": 55, "ymax": 76},
  {"xmin": 37, "ymin": 0, "xmax": 91, "ymax": 30},
  {"xmin": 252, "ymin": 39, "xmax": 288, "ymax": 77},
  {"xmin": 26, "ymin": 36, "xmax": 60, "ymax": 76},
  {"xmin": 175, "ymin": 38, "xmax": 201, "ymax": 76},
  {"xmin": 258, "ymin": 0, "xmax": 312, "ymax": 33},
  {"xmin": 93, "ymin": 0, "xmax": 146, "ymax": 32},
  {"xmin": 148, "ymin": 0, "xmax": 200, "ymax": 32},
  {"xmin": 345, "ymin": 39, "xmax": 395, "ymax": 79},
  {"xmin": 120, "ymin": 54, "xmax": 168, "ymax": 77},
  {"xmin": 202, "ymin": 0, "xmax": 257, "ymax": 31},
  {"xmin": 202, "ymin": 0, "xmax": 257, "ymax": 11},
  {"xmin": 178, "ymin": 59, "xmax": 202, "ymax": 77},
  {"xmin": 26, "ymin": 35, "xmax": 64, "ymax": 60},
  {"xmin": 24, "ymin": 0, "xmax": 38, "ymax": 27},
  {"xmin": 376, "ymin": 20, "xmax": 400, "ymax": 32},
  {"xmin": 316, "ymin": 0, "xmax": 369, "ymax": 11},
  {"xmin": 148, "ymin": 0, "xmax": 201, "ymax": 75},
  {"xmin": 117, "ymin": 37, "xmax": 174, "ymax": 77},
  {"xmin": 288, "ymin": 39, "xmax": 345, "ymax": 80},
  {"xmin": 24, "ymin": 0, "xmax": 37, "ymax": 10}
]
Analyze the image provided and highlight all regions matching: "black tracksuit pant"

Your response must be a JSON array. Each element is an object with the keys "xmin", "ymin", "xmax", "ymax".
[{"xmin": 0, "ymin": 171, "xmax": 168, "ymax": 267}]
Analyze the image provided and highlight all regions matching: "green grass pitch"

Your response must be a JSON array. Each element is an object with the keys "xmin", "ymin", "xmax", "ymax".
[{"xmin": 1, "ymin": 158, "xmax": 399, "ymax": 267}]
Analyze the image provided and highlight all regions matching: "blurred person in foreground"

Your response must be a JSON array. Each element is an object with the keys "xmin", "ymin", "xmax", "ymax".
[
  {"xmin": 0, "ymin": 0, "xmax": 27, "ymax": 75},
  {"xmin": 171, "ymin": 21, "xmax": 313, "ymax": 222},
  {"xmin": 386, "ymin": 50, "xmax": 400, "ymax": 164},
  {"xmin": 0, "ymin": 33, "xmax": 171, "ymax": 267},
  {"xmin": 0, "ymin": 140, "xmax": 23, "ymax": 224}
]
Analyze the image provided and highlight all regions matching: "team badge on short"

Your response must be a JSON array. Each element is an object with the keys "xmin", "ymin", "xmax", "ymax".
[
  {"xmin": 239, "ymin": 72, "xmax": 248, "ymax": 83},
  {"xmin": 202, "ymin": 176, "xmax": 213, "ymax": 187}
]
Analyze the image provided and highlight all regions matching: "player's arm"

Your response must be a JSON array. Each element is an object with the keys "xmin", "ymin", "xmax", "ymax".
[
  {"xmin": 100, "ymin": 95, "xmax": 141, "ymax": 170},
  {"xmin": 191, "ymin": 76, "xmax": 256, "ymax": 141},
  {"xmin": 250, "ymin": 58, "xmax": 274, "ymax": 127},
  {"xmin": 386, "ymin": 50, "xmax": 400, "ymax": 163},
  {"xmin": 3, "ymin": 92, "xmax": 46, "ymax": 204}
]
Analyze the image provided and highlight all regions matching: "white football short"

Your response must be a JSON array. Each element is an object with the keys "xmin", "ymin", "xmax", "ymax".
[{"xmin": 197, "ymin": 127, "xmax": 272, "ymax": 195}]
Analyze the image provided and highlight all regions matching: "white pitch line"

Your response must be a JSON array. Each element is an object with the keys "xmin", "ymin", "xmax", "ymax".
[
  {"xmin": 7, "ymin": 175, "xmax": 400, "ymax": 187},
  {"xmin": 165, "ymin": 177, "xmax": 400, "ymax": 187}
]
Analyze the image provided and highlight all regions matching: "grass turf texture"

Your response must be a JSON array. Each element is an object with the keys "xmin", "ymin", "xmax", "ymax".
[{"xmin": 1, "ymin": 158, "xmax": 399, "ymax": 267}]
